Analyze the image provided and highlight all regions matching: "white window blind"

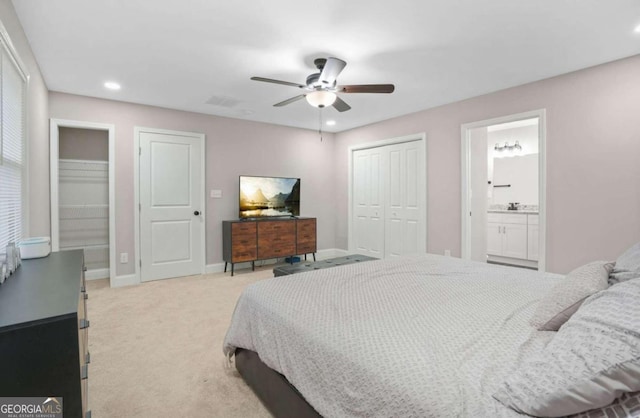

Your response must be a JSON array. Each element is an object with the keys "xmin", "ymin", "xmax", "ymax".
[{"xmin": 0, "ymin": 40, "xmax": 27, "ymax": 251}]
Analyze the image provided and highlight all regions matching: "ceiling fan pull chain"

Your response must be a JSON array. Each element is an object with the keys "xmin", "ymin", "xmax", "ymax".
[{"xmin": 318, "ymin": 109, "xmax": 323, "ymax": 142}]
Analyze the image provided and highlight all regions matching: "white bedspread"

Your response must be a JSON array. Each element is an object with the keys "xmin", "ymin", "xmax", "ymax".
[{"xmin": 223, "ymin": 254, "xmax": 563, "ymax": 417}]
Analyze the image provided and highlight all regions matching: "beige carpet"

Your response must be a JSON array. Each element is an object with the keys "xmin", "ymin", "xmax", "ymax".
[{"xmin": 86, "ymin": 267, "xmax": 274, "ymax": 417}]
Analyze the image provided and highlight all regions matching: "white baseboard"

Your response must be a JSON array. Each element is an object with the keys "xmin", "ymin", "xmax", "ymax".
[
  {"xmin": 85, "ymin": 268, "xmax": 109, "ymax": 280},
  {"xmin": 205, "ymin": 248, "xmax": 350, "ymax": 275},
  {"xmin": 112, "ymin": 274, "xmax": 139, "ymax": 287},
  {"xmin": 316, "ymin": 248, "xmax": 349, "ymax": 259},
  {"xmin": 112, "ymin": 248, "xmax": 353, "ymax": 284},
  {"xmin": 205, "ymin": 263, "xmax": 225, "ymax": 274}
]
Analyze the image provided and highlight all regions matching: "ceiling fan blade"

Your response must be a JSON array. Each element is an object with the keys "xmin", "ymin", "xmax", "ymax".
[
  {"xmin": 338, "ymin": 84, "xmax": 395, "ymax": 94},
  {"xmin": 251, "ymin": 76, "xmax": 305, "ymax": 89},
  {"xmin": 274, "ymin": 95, "xmax": 306, "ymax": 107},
  {"xmin": 319, "ymin": 57, "xmax": 347, "ymax": 87},
  {"xmin": 332, "ymin": 96, "xmax": 351, "ymax": 112}
]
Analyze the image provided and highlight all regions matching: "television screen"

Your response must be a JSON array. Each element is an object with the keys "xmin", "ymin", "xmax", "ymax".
[{"xmin": 239, "ymin": 175, "xmax": 300, "ymax": 219}]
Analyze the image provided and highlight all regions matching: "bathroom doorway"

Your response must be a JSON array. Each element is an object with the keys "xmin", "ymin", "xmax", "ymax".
[{"xmin": 461, "ymin": 110, "xmax": 546, "ymax": 271}]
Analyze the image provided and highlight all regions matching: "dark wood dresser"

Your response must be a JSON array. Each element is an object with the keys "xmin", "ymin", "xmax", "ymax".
[
  {"xmin": 223, "ymin": 217, "xmax": 317, "ymax": 275},
  {"xmin": 0, "ymin": 250, "xmax": 90, "ymax": 418}
]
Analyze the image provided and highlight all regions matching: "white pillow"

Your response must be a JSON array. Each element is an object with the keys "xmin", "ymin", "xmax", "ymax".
[
  {"xmin": 610, "ymin": 241, "xmax": 640, "ymax": 285},
  {"xmin": 494, "ymin": 278, "xmax": 640, "ymax": 417},
  {"xmin": 567, "ymin": 391, "xmax": 640, "ymax": 418},
  {"xmin": 529, "ymin": 261, "xmax": 613, "ymax": 331}
]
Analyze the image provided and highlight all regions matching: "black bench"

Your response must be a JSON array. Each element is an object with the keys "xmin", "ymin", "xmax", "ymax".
[{"xmin": 273, "ymin": 255, "xmax": 377, "ymax": 277}]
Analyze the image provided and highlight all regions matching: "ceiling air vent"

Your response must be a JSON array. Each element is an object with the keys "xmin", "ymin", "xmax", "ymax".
[{"xmin": 205, "ymin": 95, "xmax": 242, "ymax": 108}]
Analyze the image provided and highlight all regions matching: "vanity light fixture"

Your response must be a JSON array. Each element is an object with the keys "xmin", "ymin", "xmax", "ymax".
[
  {"xmin": 326, "ymin": 120, "xmax": 336, "ymax": 126},
  {"xmin": 494, "ymin": 141, "xmax": 522, "ymax": 152}
]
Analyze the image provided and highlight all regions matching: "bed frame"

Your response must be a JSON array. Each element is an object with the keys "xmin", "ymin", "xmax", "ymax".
[{"xmin": 235, "ymin": 348, "xmax": 322, "ymax": 418}]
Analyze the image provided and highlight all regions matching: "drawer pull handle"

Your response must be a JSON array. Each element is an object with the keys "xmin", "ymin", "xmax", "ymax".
[
  {"xmin": 81, "ymin": 364, "xmax": 88, "ymax": 380},
  {"xmin": 80, "ymin": 319, "xmax": 90, "ymax": 329}
]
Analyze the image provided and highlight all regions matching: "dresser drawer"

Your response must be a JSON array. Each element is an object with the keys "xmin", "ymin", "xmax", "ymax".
[
  {"xmin": 229, "ymin": 222, "xmax": 257, "ymax": 262},
  {"xmin": 258, "ymin": 221, "xmax": 295, "ymax": 258},
  {"xmin": 296, "ymin": 219, "xmax": 316, "ymax": 254},
  {"xmin": 487, "ymin": 213, "xmax": 502, "ymax": 223},
  {"xmin": 501, "ymin": 213, "xmax": 527, "ymax": 225},
  {"xmin": 297, "ymin": 218, "xmax": 316, "ymax": 232},
  {"xmin": 296, "ymin": 242, "xmax": 316, "ymax": 253},
  {"xmin": 231, "ymin": 222, "xmax": 256, "ymax": 235},
  {"xmin": 231, "ymin": 249, "xmax": 257, "ymax": 262}
]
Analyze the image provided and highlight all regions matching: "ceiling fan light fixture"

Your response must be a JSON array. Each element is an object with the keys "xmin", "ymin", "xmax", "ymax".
[{"xmin": 306, "ymin": 90, "xmax": 336, "ymax": 108}]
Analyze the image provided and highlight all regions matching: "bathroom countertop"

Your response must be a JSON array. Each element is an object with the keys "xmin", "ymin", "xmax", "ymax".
[{"xmin": 487, "ymin": 210, "xmax": 539, "ymax": 214}]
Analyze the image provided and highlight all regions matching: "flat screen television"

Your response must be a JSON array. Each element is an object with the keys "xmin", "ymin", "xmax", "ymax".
[{"xmin": 239, "ymin": 175, "xmax": 300, "ymax": 219}]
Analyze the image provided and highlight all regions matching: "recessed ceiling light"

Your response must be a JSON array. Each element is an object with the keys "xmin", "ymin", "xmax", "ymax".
[
  {"xmin": 104, "ymin": 81, "xmax": 121, "ymax": 90},
  {"xmin": 326, "ymin": 120, "xmax": 336, "ymax": 126},
  {"xmin": 635, "ymin": 24, "xmax": 640, "ymax": 33}
]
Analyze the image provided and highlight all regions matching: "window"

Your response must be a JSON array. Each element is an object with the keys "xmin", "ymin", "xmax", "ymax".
[{"xmin": 0, "ymin": 24, "xmax": 28, "ymax": 250}]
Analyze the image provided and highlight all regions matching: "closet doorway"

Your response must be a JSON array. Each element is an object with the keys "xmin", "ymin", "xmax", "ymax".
[
  {"xmin": 348, "ymin": 133, "xmax": 427, "ymax": 258},
  {"xmin": 50, "ymin": 119, "xmax": 115, "ymax": 285}
]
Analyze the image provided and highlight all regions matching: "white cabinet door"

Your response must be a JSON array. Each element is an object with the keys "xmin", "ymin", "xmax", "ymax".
[
  {"xmin": 487, "ymin": 223, "xmax": 503, "ymax": 256},
  {"xmin": 528, "ymin": 224, "xmax": 539, "ymax": 261},
  {"xmin": 503, "ymin": 224, "xmax": 528, "ymax": 259}
]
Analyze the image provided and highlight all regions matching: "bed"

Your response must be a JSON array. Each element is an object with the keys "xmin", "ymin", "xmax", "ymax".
[{"xmin": 223, "ymin": 253, "xmax": 640, "ymax": 418}]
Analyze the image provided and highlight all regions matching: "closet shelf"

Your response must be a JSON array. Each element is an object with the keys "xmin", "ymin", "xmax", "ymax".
[
  {"xmin": 60, "ymin": 244, "xmax": 109, "ymax": 251},
  {"xmin": 58, "ymin": 159, "xmax": 110, "ymax": 269},
  {"xmin": 59, "ymin": 205, "xmax": 109, "ymax": 219}
]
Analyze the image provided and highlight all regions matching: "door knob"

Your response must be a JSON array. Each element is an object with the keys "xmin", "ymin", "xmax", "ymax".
[{"xmin": 194, "ymin": 210, "xmax": 200, "ymax": 216}]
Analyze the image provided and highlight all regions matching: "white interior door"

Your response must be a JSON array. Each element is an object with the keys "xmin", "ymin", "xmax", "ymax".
[
  {"xmin": 139, "ymin": 130, "xmax": 204, "ymax": 282},
  {"xmin": 384, "ymin": 140, "xmax": 426, "ymax": 258},
  {"xmin": 469, "ymin": 127, "xmax": 488, "ymax": 262},
  {"xmin": 352, "ymin": 148, "xmax": 385, "ymax": 257}
]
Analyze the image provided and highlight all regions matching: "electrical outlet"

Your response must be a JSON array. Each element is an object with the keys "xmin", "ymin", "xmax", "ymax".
[
  {"xmin": 120, "ymin": 252, "xmax": 128, "ymax": 263},
  {"xmin": 444, "ymin": 249, "xmax": 451, "ymax": 257}
]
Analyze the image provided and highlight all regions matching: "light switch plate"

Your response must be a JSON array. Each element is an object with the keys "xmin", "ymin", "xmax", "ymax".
[{"xmin": 210, "ymin": 189, "xmax": 222, "ymax": 198}]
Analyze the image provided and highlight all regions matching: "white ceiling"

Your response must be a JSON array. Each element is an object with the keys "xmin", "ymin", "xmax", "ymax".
[{"xmin": 12, "ymin": 0, "xmax": 640, "ymax": 133}]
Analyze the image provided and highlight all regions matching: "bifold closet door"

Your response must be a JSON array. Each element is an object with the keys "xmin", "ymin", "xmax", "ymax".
[
  {"xmin": 384, "ymin": 140, "xmax": 425, "ymax": 258},
  {"xmin": 352, "ymin": 140, "xmax": 425, "ymax": 259},
  {"xmin": 352, "ymin": 147, "xmax": 385, "ymax": 258}
]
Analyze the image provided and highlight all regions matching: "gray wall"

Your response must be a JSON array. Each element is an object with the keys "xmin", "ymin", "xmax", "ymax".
[
  {"xmin": 49, "ymin": 92, "xmax": 337, "ymax": 276},
  {"xmin": 334, "ymin": 54, "xmax": 640, "ymax": 274},
  {"xmin": 59, "ymin": 127, "xmax": 108, "ymax": 161},
  {"xmin": 6, "ymin": 0, "xmax": 640, "ymax": 276}
]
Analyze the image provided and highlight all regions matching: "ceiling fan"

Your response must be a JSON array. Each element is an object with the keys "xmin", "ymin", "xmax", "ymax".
[{"xmin": 251, "ymin": 57, "xmax": 395, "ymax": 112}]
